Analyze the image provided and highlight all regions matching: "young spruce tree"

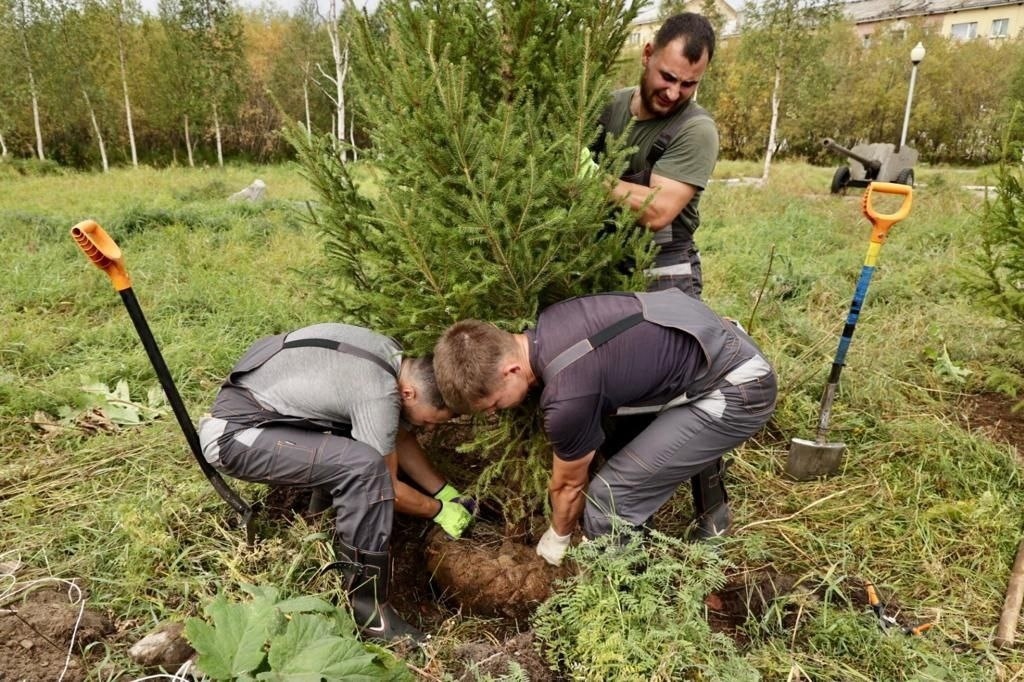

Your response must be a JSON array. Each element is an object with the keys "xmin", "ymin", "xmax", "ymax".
[{"xmin": 292, "ymin": 0, "xmax": 648, "ymax": 521}]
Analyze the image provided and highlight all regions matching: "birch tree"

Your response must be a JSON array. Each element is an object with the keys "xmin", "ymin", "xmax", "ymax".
[
  {"xmin": 55, "ymin": 0, "xmax": 110, "ymax": 170},
  {"xmin": 99, "ymin": 0, "xmax": 143, "ymax": 166},
  {"xmin": 9, "ymin": 0, "xmax": 47, "ymax": 160},
  {"xmin": 168, "ymin": 0, "xmax": 245, "ymax": 167},
  {"xmin": 739, "ymin": 0, "xmax": 840, "ymax": 181},
  {"xmin": 320, "ymin": 0, "xmax": 349, "ymax": 157}
]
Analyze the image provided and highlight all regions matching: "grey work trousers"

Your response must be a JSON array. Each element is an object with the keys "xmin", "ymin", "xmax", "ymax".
[
  {"xmin": 647, "ymin": 244, "xmax": 703, "ymax": 300},
  {"xmin": 213, "ymin": 424, "xmax": 394, "ymax": 552},
  {"xmin": 582, "ymin": 366, "xmax": 777, "ymax": 539}
]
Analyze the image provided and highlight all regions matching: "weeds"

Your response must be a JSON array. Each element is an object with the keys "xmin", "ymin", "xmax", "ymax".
[{"xmin": 1, "ymin": 162, "xmax": 1023, "ymax": 678}]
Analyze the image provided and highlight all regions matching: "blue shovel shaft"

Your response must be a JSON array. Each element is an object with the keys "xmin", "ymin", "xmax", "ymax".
[{"xmin": 816, "ymin": 262, "xmax": 876, "ymax": 442}]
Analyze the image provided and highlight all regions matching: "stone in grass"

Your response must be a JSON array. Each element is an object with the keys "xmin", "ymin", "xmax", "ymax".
[
  {"xmin": 228, "ymin": 179, "xmax": 266, "ymax": 203},
  {"xmin": 128, "ymin": 622, "xmax": 194, "ymax": 669}
]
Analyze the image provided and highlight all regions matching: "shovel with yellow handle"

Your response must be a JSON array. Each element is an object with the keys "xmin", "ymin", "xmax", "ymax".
[
  {"xmin": 71, "ymin": 220, "xmax": 260, "ymax": 540},
  {"xmin": 785, "ymin": 182, "xmax": 914, "ymax": 480}
]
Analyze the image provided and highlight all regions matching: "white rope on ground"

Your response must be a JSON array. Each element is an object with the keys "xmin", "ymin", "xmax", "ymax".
[
  {"xmin": 0, "ymin": 549, "xmax": 86, "ymax": 682},
  {"xmin": 131, "ymin": 658, "xmax": 205, "ymax": 682}
]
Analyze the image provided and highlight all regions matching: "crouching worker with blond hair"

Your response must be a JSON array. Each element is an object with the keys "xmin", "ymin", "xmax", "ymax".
[{"xmin": 433, "ymin": 289, "xmax": 776, "ymax": 566}]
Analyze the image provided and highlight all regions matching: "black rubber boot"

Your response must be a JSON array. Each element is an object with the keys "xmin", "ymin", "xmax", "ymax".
[
  {"xmin": 333, "ymin": 541, "xmax": 425, "ymax": 643},
  {"xmin": 689, "ymin": 459, "xmax": 731, "ymax": 541},
  {"xmin": 307, "ymin": 487, "xmax": 332, "ymax": 515}
]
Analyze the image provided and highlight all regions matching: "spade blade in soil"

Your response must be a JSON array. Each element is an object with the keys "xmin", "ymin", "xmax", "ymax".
[{"xmin": 785, "ymin": 438, "xmax": 845, "ymax": 481}]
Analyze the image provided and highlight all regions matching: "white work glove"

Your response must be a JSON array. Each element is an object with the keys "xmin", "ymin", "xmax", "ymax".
[{"xmin": 536, "ymin": 526, "xmax": 572, "ymax": 566}]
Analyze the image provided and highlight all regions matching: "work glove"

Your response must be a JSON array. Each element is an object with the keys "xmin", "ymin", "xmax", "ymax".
[
  {"xmin": 433, "ymin": 482, "xmax": 460, "ymax": 503},
  {"xmin": 536, "ymin": 526, "xmax": 572, "ymax": 566},
  {"xmin": 577, "ymin": 147, "xmax": 600, "ymax": 180},
  {"xmin": 433, "ymin": 499, "xmax": 474, "ymax": 538},
  {"xmin": 433, "ymin": 483, "xmax": 478, "ymax": 515}
]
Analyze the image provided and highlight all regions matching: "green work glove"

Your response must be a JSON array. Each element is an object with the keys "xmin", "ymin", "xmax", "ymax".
[
  {"xmin": 577, "ymin": 147, "xmax": 600, "ymax": 180},
  {"xmin": 433, "ymin": 482, "xmax": 461, "ymax": 503},
  {"xmin": 434, "ymin": 482, "xmax": 478, "ymax": 515},
  {"xmin": 433, "ymin": 500, "xmax": 473, "ymax": 538}
]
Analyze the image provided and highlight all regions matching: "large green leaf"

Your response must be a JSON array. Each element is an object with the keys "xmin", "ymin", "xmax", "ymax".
[
  {"xmin": 184, "ymin": 592, "xmax": 280, "ymax": 679},
  {"xmin": 265, "ymin": 613, "xmax": 383, "ymax": 679},
  {"xmin": 275, "ymin": 595, "xmax": 338, "ymax": 614}
]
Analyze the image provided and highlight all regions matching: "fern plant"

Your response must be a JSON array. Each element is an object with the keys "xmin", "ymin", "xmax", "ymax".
[{"xmin": 532, "ymin": 527, "xmax": 759, "ymax": 681}]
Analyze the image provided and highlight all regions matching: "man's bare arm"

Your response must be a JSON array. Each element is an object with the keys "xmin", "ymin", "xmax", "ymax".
[
  {"xmin": 383, "ymin": 445, "xmax": 442, "ymax": 519},
  {"xmin": 549, "ymin": 451, "xmax": 594, "ymax": 535},
  {"xmin": 610, "ymin": 172, "xmax": 697, "ymax": 231}
]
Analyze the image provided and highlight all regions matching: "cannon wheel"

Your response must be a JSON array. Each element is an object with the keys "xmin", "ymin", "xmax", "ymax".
[
  {"xmin": 895, "ymin": 168, "xmax": 915, "ymax": 187},
  {"xmin": 830, "ymin": 166, "xmax": 851, "ymax": 194}
]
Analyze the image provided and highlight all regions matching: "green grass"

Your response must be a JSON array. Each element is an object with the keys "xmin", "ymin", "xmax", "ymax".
[{"xmin": 2, "ymin": 160, "xmax": 1022, "ymax": 680}]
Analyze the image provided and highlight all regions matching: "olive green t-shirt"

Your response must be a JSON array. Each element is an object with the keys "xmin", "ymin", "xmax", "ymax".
[{"xmin": 603, "ymin": 87, "xmax": 719, "ymax": 264}]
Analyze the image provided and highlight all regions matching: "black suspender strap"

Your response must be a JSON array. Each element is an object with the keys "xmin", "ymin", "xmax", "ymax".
[
  {"xmin": 542, "ymin": 312, "xmax": 645, "ymax": 383},
  {"xmin": 589, "ymin": 312, "xmax": 645, "ymax": 347},
  {"xmin": 646, "ymin": 101, "xmax": 705, "ymax": 167},
  {"xmin": 282, "ymin": 338, "xmax": 398, "ymax": 378}
]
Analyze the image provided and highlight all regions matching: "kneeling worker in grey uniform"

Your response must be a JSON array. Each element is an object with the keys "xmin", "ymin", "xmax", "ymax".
[
  {"xmin": 433, "ymin": 289, "xmax": 776, "ymax": 566},
  {"xmin": 198, "ymin": 323, "xmax": 473, "ymax": 641}
]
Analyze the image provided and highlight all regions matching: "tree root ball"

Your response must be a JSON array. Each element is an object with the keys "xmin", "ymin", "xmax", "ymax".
[{"xmin": 425, "ymin": 523, "xmax": 572, "ymax": 620}]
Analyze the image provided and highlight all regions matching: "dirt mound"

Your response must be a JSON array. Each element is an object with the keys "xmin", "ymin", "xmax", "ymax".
[
  {"xmin": 705, "ymin": 570, "xmax": 799, "ymax": 640},
  {"xmin": 425, "ymin": 523, "xmax": 571, "ymax": 620},
  {"xmin": 0, "ymin": 585, "xmax": 113, "ymax": 682},
  {"xmin": 963, "ymin": 391, "xmax": 1024, "ymax": 455}
]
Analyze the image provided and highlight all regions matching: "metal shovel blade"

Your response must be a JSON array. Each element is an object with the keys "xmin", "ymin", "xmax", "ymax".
[{"xmin": 785, "ymin": 438, "xmax": 846, "ymax": 481}]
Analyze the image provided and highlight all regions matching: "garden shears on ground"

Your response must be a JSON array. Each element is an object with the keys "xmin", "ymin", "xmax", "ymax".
[{"xmin": 865, "ymin": 582, "xmax": 933, "ymax": 636}]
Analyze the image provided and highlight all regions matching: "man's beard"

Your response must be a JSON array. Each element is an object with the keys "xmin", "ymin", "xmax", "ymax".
[{"xmin": 639, "ymin": 77, "xmax": 687, "ymax": 118}]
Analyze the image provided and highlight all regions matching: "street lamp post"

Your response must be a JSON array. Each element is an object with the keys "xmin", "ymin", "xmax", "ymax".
[{"xmin": 899, "ymin": 42, "xmax": 926, "ymax": 149}]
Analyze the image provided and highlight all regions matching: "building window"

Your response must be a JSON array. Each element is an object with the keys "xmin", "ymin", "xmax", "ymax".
[
  {"xmin": 950, "ymin": 21, "xmax": 977, "ymax": 40},
  {"xmin": 629, "ymin": 31, "xmax": 641, "ymax": 45},
  {"xmin": 991, "ymin": 18, "xmax": 1009, "ymax": 38}
]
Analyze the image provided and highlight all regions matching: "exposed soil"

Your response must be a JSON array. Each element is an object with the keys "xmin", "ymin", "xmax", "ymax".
[
  {"xmin": 0, "ymin": 585, "xmax": 113, "ymax": 682},
  {"xmin": 704, "ymin": 570, "xmax": 799, "ymax": 641},
  {"xmin": 961, "ymin": 392, "xmax": 1024, "ymax": 457},
  {"xmin": 424, "ymin": 523, "xmax": 572, "ymax": 621}
]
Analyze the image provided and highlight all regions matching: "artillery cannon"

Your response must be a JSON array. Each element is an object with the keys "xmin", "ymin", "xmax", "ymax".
[{"xmin": 822, "ymin": 138, "xmax": 917, "ymax": 194}]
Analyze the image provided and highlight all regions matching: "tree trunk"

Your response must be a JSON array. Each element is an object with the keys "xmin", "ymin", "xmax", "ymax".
[
  {"xmin": 302, "ymin": 64, "xmax": 312, "ymax": 141},
  {"xmin": 0, "ymin": 130, "xmax": 8, "ymax": 157},
  {"xmin": 213, "ymin": 103, "xmax": 223, "ymax": 167},
  {"xmin": 350, "ymin": 111, "xmax": 357, "ymax": 161},
  {"xmin": 184, "ymin": 115, "xmax": 195, "ymax": 167},
  {"xmin": 324, "ymin": 0, "xmax": 349, "ymax": 161},
  {"xmin": 118, "ymin": 33, "xmax": 138, "ymax": 168},
  {"xmin": 762, "ymin": 64, "xmax": 782, "ymax": 182},
  {"xmin": 83, "ymin": 90, "xmax": 110, "ymax": 173},
  {"xmin": 18, "ymin": 26, "xmax": 44, "ymax": 160}
]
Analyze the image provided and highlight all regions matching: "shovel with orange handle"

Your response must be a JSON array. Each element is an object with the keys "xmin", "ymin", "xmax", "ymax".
[
  {"xmin": 785, "ymin": 182, "xmax": 914, "ymax": 480},
  {"xmin": 70, "ymin": 220, "xmax": 260, "ymax": 541}
]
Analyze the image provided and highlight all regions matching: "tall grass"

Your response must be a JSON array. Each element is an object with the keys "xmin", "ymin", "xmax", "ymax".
[{"xmin": 1, "ymin": 161, "xmax": 1021, "ymax": 679}]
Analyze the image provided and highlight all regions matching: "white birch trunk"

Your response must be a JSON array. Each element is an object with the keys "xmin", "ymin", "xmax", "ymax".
[
  {"xmin": 30, "ymin": 92, "xmax": 44, "ymax": 161},
  {"xmin": 18, "ymin": 25, "xmax": 44, "ymax": 160},
  {"xmin": 184, "ymin": 115, "xmax": 195, "ymax": 167},
  {"xmin": 350, "ymin": 112, "xmax": 357, "ymax": 161},
  {"xmin": 303, "ymin": 65, "xmax": 312, "ymax": 140},
  {"xmin": 117, "ymin": 29, "xmax": 138, "ymax": 167},
  {"xmin": 83, "ymin": 90, "xmax": 109, "ymax": 172},
  {"xmin": 0, "ymin": 130, "xmax": 8, "ymax": 157},
  {"xmin": 324, "ymin": 0, "xmax": 349, "ymax": 161},
  {"xmin": 213, "ymin": 103, "xmax": 223, "ymax": 167},
  {"xmin": 762, "ymin": 64, "xmax": 782, "ymax": 182}
]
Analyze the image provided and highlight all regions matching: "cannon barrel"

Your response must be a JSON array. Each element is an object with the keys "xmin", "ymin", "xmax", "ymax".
[{"xmin": 822, "ymin": 138, "xmax": 881, "ymax": 173}]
